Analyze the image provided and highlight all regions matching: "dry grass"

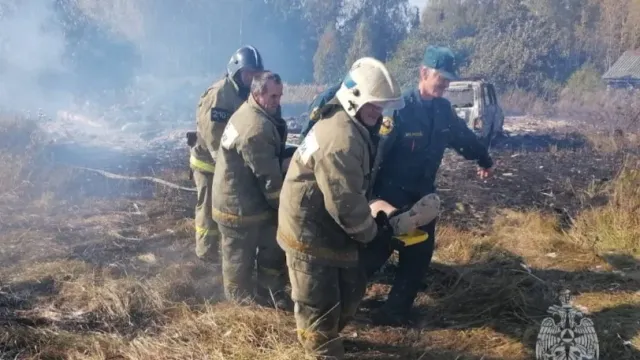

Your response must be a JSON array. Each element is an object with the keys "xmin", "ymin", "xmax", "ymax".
[
  {"xmin": 568, "ymin": 156, "xmax": 640, "ymax": 255},
  {"xmin": 556, "ymin": 89, "xmax": 640, "ymax": 132},
  {"xmin": 499, "ymin": 89, "xmax": 554, "ymax": 117},
  {"xmin": 1, "ymin": 114, "xmax": 639, "ymax": 359},
  {"xmin": 0, "ymin": 115, "xmax": 42, "ymax": 199}
]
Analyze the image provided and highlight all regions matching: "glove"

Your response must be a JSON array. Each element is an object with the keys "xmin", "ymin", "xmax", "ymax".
[
  {"xmin": 373, "ymin": 211, "xmax": 404, "ymax": 250},
  {"xmin": 186, "ymin": 131, "xmax": 197, "ymax": 147}
]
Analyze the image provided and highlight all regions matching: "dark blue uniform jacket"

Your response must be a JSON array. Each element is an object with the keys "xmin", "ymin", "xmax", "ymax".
[
  {"xmin": 371, "ymin": 88, "xmax": 493, "ymax": 208},
  {"xmin": 300, "ymin": 83, "xmax": 341, "ymax": 139}
]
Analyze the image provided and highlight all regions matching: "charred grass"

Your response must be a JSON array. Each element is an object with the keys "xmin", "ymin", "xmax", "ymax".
[{"xmin": 1, "ymin": 114, "xmax": 639, "ymax": 359}]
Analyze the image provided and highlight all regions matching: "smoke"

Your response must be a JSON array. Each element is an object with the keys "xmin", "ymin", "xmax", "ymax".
[
  {"xmin": 0, "ymin": 1, "xmax": 229, "ymax": 126},
  {"xmin": 0, "ymin": 0, "xmax": 70, "ymax": 114},
  {"xmin": 0, "ymin": 0, "xmax": 321, "ymax": 143}
]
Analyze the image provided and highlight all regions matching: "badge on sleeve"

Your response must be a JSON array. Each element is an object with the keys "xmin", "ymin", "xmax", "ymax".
[
  {"xmin": 379, "ymin": 116, "xmax": 394, "ymax": 136},
  {"xmin": 309, "ymin": 107, "xmax": 321, "ymax": 121},
  {"xmin": 220, "ymin": 123, "xmax": 239, "ymax": 149},
  {"xmin": 298, "ymin": 130, "xmax": 319, "ymax": 164},
  {"xmin": 211, "ymin": 107, "xmax": 231, "ymax": 122}
]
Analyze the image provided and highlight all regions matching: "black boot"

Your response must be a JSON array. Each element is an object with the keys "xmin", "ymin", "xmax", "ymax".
[
  {"xmin": 370, "ymin": 287, "xmax": 416, "ymax": 327},
  {"xmin": 256, "ymin": 287, "xmax": 294, "ymax": 312}
]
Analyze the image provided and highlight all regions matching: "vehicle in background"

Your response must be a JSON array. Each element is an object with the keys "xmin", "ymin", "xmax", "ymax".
[{"xmin": 443, "ymin": 77, "xmax": 505, "ymax": 148}]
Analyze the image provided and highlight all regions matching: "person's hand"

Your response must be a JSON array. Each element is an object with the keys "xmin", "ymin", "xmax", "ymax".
[{"xmin": 477, "ymin": 166, "xmax": 493, "ymax": 179}]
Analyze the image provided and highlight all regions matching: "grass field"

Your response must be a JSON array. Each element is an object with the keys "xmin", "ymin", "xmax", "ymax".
[{"xmin": 0, "ymin": 101, "xmax": 639, "ymax": 359}]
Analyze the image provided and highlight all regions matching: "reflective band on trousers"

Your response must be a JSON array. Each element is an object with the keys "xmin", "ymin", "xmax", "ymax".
[
  {"xmin": 195, "ymin": 225, "xmax": 218, "ymax": 237},
  {"xmin": 190, "ymin": 155, "xmax": 215, "ymax": 173},
  {"xmin": 259, "ymin": 267, "xmax": 284, "ymax": 276}
]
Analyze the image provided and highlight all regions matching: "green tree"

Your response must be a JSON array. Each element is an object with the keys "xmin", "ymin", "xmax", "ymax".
[
  {"xmin": 313, "ymin": 23, "xmax": 344, "ymax": 84},
  {"xmin": 344, "ymin": 18, "xmax": 374, "ymax": 69},
  {"xmin": 563, "ymin": 63, "xmax": 605, "ymax": 95}
]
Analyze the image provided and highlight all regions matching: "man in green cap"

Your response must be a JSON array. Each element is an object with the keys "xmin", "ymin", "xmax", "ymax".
[{"xmin": 360, "ymin": 45, "xmax": 495, "ymax": 326}]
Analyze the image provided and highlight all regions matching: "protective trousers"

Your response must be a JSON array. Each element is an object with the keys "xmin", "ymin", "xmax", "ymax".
[
  {"xmin": 360, "ymin": 219, "xmax": 436, "ymax": 320},
  {"xmin": 219, "ymin": 222, "xmax": 288, "ymax": 302},
  {"xmin": 193, "ymin": 169, "xmax": 219, "ymax": 261},
  {"xmin": 287, "ymin": 255, "xmax": 367, "ymax": 360}
]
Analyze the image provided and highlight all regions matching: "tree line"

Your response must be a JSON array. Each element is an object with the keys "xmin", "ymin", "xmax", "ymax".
[
  {"xmin": 314, "ymin": 0, "xmax": 640, "ymax": 98},
  {"xmin": 7, "ymin": 0, "xmax": 639, "ymax": 100}
]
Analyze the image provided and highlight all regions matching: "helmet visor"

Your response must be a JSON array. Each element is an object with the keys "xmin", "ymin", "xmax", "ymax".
[{"xmin": 368, "ymin": 96, "xmax": 405, "ymax": 111}]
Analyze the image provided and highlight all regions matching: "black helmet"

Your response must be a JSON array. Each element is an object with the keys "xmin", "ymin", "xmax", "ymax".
[{"xmin": 226, "ymin": 45, "xmax": 264, "ymax": 78}]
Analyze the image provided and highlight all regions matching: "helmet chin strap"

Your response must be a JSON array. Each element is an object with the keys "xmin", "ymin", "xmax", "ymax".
[{"xmin": 233, "ymin": 72, "xmax": 250, "ymax": 100}]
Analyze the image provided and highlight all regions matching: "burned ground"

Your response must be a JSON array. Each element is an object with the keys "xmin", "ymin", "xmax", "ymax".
[
  {"xmin": 437, "ymin": 124, "xmax": 634, "ymax": 231},
  {"xmin": 0, "ymin": 114, "xmax": 638, "ymax": 359}
]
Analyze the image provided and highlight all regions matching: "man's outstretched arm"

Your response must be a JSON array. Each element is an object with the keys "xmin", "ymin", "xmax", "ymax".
[{"xmin": 447, "ymin": 113, "xmax": 493, "ymax": 170}]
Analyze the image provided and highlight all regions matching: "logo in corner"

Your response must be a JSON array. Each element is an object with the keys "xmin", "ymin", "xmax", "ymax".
[
  {"xmin": 379, "ymin": 116, "xmax": 394, "ymax": 136},
  {"xmin": 536, "ymin": 289, "xmax": 599, "ymax": 360}
]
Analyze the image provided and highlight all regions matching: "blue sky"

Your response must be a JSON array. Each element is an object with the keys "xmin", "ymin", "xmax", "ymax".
[{"xmin": 409, "ymin": 0, "xmax": 427, "ymax": 11}]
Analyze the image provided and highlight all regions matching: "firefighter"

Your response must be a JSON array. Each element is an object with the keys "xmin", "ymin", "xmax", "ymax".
[
  {"xmin": 212, "ymin": 71, "xmax": 292, "ymax": 309},
  {"xmin": 361, "ymin": 45, "xmax": 494, "ymax": 326},
  {"xmin": 277, "ymin": 57, "xmax": 440, "ymax": 359},
  {"xmin": 188, "ymin": 45, "xmax": 264, "ymax": 262}
]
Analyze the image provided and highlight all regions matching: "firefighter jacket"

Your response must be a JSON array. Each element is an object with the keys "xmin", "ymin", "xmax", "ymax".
[
  {"xmin": 190, "ymin": 76, "xmax": 247, "ymax": 174},
  {"xmin": 212, "ymin": 94, "xmax": 288, "ymax": 227},
  {"xmin": 277, "ymin": 105, "xmax": 381, "ymax": 268}
]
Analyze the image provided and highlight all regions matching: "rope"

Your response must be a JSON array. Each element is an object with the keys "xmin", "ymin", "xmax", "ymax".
[{"xmin": 70, "ymin": 166, "xmax": 197, "ymax": 192}]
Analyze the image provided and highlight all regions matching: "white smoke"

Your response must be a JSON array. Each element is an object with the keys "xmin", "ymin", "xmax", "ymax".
[{"xmin": 0, "ymin": 0, "xmax": 70, "ymax": 113}]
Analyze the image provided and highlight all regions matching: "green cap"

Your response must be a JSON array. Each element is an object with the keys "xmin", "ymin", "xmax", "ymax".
[{"xmin": 422, "ymin": 45, "xmax": 458, "ymax": 80}]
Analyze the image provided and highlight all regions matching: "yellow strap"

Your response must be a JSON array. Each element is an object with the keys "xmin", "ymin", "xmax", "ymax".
[
  {"xmin": 190, "ymin": 155, "xmax": 215, "ymax": 173},
  {"xmin": 395, "ymin": 229, "xmax": 429, "ymax": 246}
]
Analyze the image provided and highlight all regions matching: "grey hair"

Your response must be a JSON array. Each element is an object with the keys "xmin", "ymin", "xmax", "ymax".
[
  {"xmin": 420, "ymin": 65, "xmax": 434, "ymax": 75},
  {"xmin": 251, "ymin": 71, "xmax": 282, "ymax": 95}
]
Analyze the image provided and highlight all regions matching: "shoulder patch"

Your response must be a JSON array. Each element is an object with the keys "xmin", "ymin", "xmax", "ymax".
[
  {"xmin": 211, "ymin": 107, "xmax": 231, "ymax": 123},
  {"xmin": 309, "ymin": 107, "xmax": 321, "ymax": 121},
  {"xmin": 298, "ymin": 130, "xmax": 319, "ymax": 164},
  {"xmin": 379, "ymin": 116, "xmax": 394, "ymax": 136},
  {"xmin": 220, "ymin": 123, "xmax": 239, "ymax": 149}
]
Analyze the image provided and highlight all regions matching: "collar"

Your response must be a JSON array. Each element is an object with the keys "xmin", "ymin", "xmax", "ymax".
[
  {"xmin": 248, "ymin": 94, "xmax": 284, "ymax": 124},
  {"xmin": 229, "ymin": 75, "xmax": 249, "ymax": 100},
  {"xmin": 412, "ymin": 88, "xmax": 433, "ymax": 107}
]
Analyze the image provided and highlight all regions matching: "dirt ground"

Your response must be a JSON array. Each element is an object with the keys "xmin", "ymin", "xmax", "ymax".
[{"xmin": 0, "ymin": 115, "xmax": 639, "ymax": 359}]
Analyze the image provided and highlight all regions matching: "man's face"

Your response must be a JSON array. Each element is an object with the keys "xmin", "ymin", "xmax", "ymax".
[
  {"xmin": 239, "ymin": 68, "xmax": 261, "ymax": 88},
  {"xmin": 255, "ymin": 80, "xmax": 283, "ymax": 115},
  {"xmin": 419, "ymin": 67, "xmax": 450, "ymax": 98},
  {"xmin": 357, "ymin": 103, "xmax": 384, "ymax": 127}
]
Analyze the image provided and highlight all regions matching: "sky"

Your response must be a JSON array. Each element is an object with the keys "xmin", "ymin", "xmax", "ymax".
[{"xmin": 410, "ymin": 0, "xmax": 427, "ymax": 11}]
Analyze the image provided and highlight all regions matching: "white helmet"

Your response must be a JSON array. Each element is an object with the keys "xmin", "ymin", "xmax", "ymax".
[{"xmin": 335, "ymin": 57, "xmax": 405, "ymax": 117}]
